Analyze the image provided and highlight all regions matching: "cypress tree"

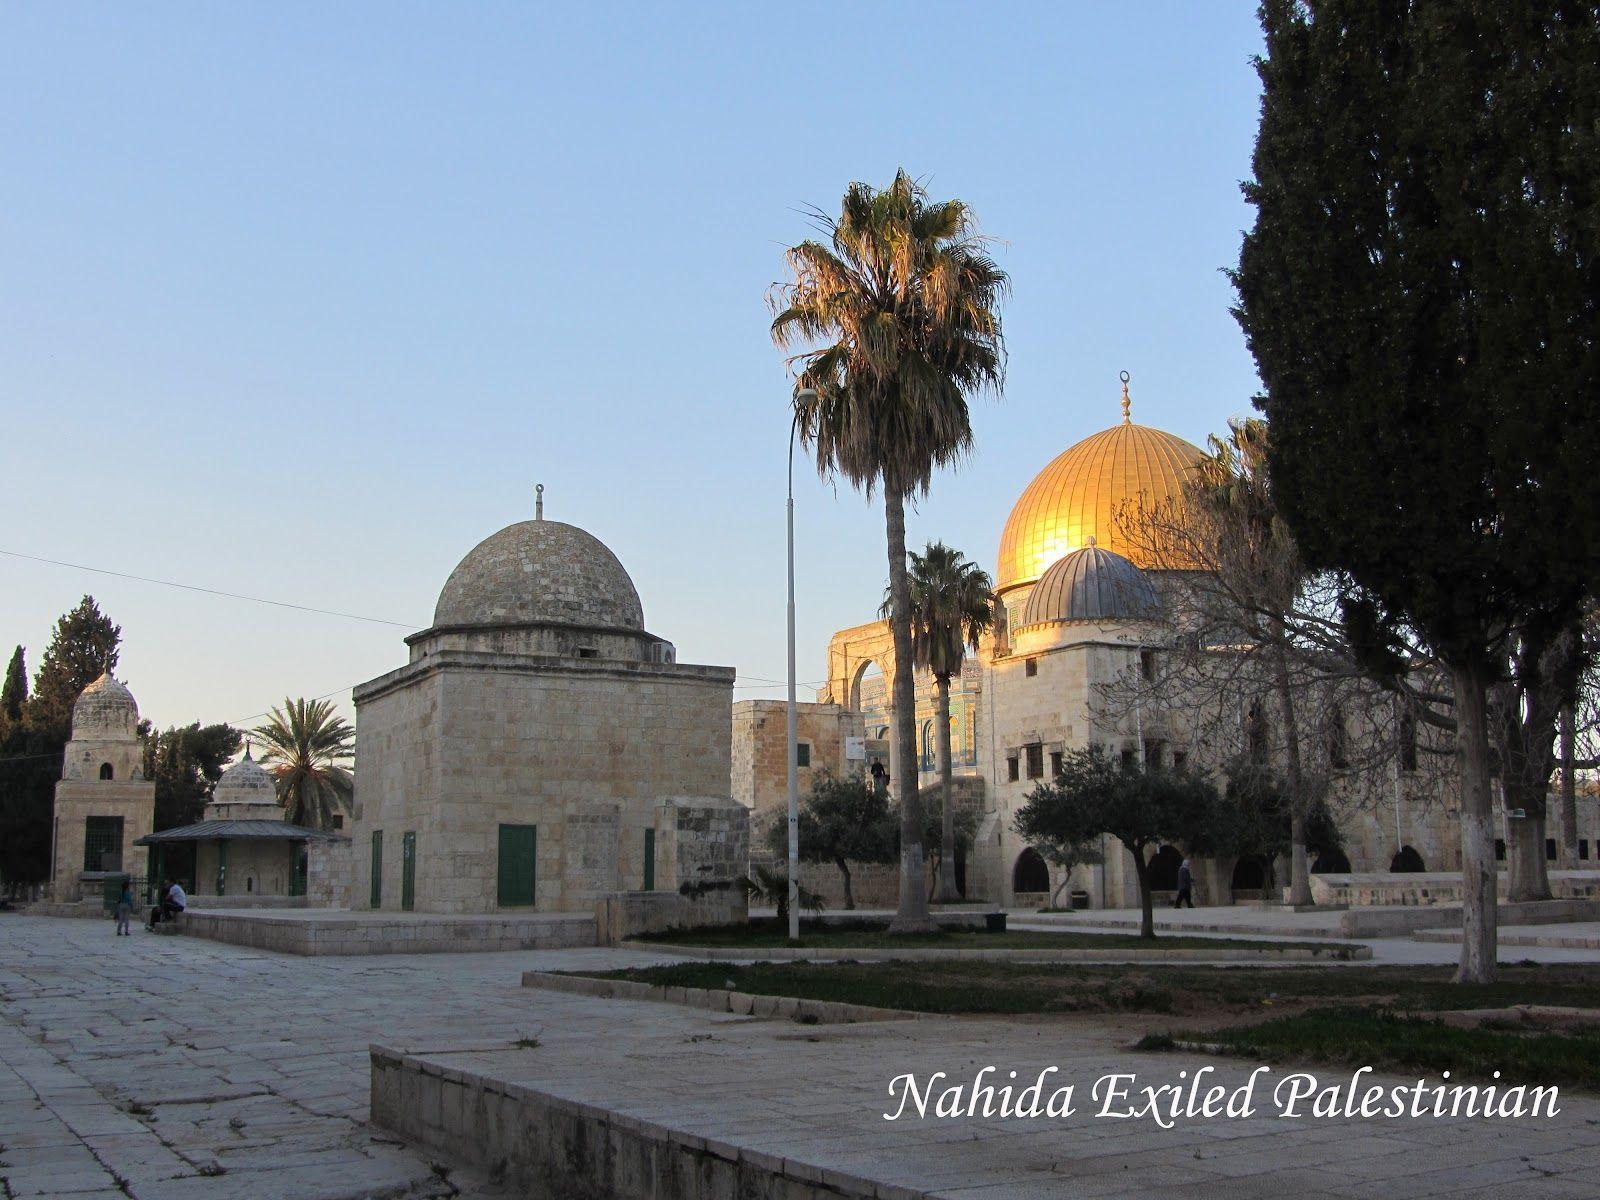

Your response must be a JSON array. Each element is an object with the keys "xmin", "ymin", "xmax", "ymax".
[
  {"xmin": 24, "ymin": 596, "xmax": 122, "ymax": 739},
  {"xmin": 0, "ymin": 646, "xmax": 25, "ymax": 732},
  {"xmin": 1233, "ymin": 2, "xmax": 1600, "ymax": 982}
]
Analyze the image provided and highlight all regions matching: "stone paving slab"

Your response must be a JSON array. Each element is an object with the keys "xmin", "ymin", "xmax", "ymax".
[{"xmin": 5, "ymin": 912, "xmax": 1600, "ymax": 1200}]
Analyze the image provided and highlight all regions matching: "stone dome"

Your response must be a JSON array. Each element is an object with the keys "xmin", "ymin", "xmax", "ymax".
[
  {"xmin": 996, "ymin": 381, "xmax": 1205, "ymax": 593},
  {"xmin": 1019, "ymin": 543, "xmax": 1160, "ymax": 627},
  {"xmin": 71, "ymin": 672, "xmax": 140, "ymax": 740},
  {"xmin": 214, "ymin": 750, "xmax": 278, "ymax": 804},
  {"xmin": 433, "ymin": 518, "xmax": 645, "ymax": 631}
]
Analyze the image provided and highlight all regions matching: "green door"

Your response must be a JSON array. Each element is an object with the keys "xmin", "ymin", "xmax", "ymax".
[
  {"xmin": 290, "ymin": 844, "xmax": 308, "ymax": 897},
  {"xmin": 497, "ymin": 824, "xmax": 536, "ymax": 907},
  {"xmin": 643, "ymin": 828, "xmax": 655, "ymax": 891},
  {"xmin": 401, "ymin": 831, "xmax": 416, "ymax": 911},
  {"xmin": 370, "ymin": 831, "xmax": 383, "ymax": 908}
]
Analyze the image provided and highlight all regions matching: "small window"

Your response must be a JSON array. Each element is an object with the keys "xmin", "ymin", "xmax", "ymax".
[
  {"xmin": 1495, "ymin": 838, "xmax": 1506, "ymax": 861},
  {"xmin": 98, "ymin": 762, "xmax": 114, "ymax": 781},
  {"xmin": 1121, "ymin": 748, "xmax": 1137, "ymax": 769},
  {"xmin": 1024, "ymin": 658, "xmax": 1038, "ymax": 678},
  {"xmin": 331, "ymin": 814, "xmax": 344, "ymax": 830},
  {"xmin": 1139, "ymin": 650, "xmax": 1156, "ymax": 682},
  {"xmin": 1581, "ymin": 839, "xmax": 1590, "ymax": 861},
  {"xmin": 796, "ymin": 742, "xmax": 811, "ymax": 768},
  {"xmin": 1006, "ymin": 755, "xmax": 1020, "ymax": 782},
  {"xmin": 576, "ymin": 647, "xmax": 599, "ymax": 659},
  {"xmin": 1546, "ymin": 838, "xmax": 1557, "ymax": 861},
  {"xmin": 1172, "ymin": 749, "xmax": 1188, "ymax": 770},
  {"xmin": 1049, "ymin": 750, "xmax": 1063, "ymax": 778},
  {"xmin": 1398, "ymin": 711, "xmax": 1418, "ymax": 772},
  {"xmin": 1025, "ymin": 743, "xmax": 1044, "ymax": 779}
]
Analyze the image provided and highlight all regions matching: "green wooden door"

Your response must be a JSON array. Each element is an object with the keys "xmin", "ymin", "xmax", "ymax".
[
  {"xmin": 497, "ymin": 824, "xmax": 536, "ymax": 907},
  {"xmin": 290, "ymin": 844, "xmax": 308, "ymax": 897},
  {"xmin": 370, "ymin": 831, "xmax": 383, "ymax": 908},
  {"xmin": 401, "ymin": 831, "xmax": 416, "ymax": 911}
]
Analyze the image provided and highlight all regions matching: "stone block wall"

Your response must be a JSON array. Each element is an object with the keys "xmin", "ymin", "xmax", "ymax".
[{"xmin": 730, "ymin": 701, "xmax": 862, "ymax": 818}]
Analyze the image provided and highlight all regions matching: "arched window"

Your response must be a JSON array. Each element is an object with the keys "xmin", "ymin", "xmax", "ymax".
[
  {"xmin": 1390, "ymin": 845, "xmax": 1425, "ymax": 873},
  {"xmin": 98, "ymin": 762, "xmax": 114, "ymax": 781},
  {"xmin": 1012, "ymin": 847, "xmax": 1050, "ymax": 895},
  {"xmin": 1147, "ymin": 845, "xmax": 1183, "ymax": 891},
  {"xmin": 1231, "ymin": 855, "xmax": 1267, "ymax": 893},
  {"xmin": 1312, "ymin": 848, "xmax": 1351, "ymax": 874}
]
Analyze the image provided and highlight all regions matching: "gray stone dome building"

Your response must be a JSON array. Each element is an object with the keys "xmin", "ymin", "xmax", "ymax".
[
  {"xmin": 1019, "ymin": 541, "xmax": 1159, "ymax": 628},
  {"xmin": 349, "ymin": 502, "xmax": 744, "ymax": 915}
]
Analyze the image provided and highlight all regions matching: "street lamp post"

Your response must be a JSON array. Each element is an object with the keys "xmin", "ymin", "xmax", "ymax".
[{"xmin": 786, "ymin": 390, "xmax": 816, "ymax": 942}]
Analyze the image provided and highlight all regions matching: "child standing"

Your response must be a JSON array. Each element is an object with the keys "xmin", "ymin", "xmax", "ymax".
[{"xmin": 115, "ymin": 880, "xmax": 134, "ymax": 936}]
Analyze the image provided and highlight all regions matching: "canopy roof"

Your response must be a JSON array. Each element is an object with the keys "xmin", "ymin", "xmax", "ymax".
[{"xmin": 135, "ymin": 820, "xmax": 348, "ymax": 845}]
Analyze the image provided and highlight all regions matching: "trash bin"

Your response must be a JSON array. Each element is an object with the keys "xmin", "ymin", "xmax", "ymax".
[
  {"xmin": 1070, "ymin": 889, "xmax": 1090, "ymax": 910},
  {"xmin": 984, "ymin": 911, "xmax": 1007, "ymax": 933}
]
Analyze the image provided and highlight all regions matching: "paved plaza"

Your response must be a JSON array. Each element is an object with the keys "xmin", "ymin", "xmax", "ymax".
[{"xmin": 3, "ymin": 913, "xmax": 1600, "ymax": 1199}]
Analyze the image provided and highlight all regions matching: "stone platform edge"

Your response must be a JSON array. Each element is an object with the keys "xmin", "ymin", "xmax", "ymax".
[
  {"xmin": 618, "ymin": 940, "xmax": 1372, "ymax": 963},
  {"xmin": 522, "ymin": 969, "xmax": 929, "ymax": 1023},
  {"xmin": 176, "ymin": 910, "xmax": 596, "ymax": 956},
  {"xmin": 370, "ymin": 1043, "xmax": 925, "ymax": 1200}
]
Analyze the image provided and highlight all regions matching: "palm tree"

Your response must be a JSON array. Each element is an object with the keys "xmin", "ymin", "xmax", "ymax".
[
  {"xmin": 253, "ymin": 698, "xmax": 355, "ymax": 832},
  {"xmin": 772, "ymin": 171, "xmax": 1006, "ymax": 931},
  {"xmin": 891, "ymin": 542, "xmax": 994, "ymax": 902}
]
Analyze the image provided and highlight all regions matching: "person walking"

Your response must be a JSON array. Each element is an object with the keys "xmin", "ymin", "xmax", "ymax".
[
  {"xmin": 1174, "ymin": 858, "xmax": 1195, "ymax": 909},
  {"xmin": 114, "ymin": 880, "xmax": 134, "ymax": 936}
]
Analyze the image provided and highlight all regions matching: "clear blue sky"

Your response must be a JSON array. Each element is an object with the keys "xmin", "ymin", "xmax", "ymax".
[{"xmin": 1, "ymin": 2, "xmax": 1266, "ymax": 732}]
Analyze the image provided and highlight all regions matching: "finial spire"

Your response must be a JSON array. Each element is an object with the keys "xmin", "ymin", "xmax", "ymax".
[
  {"xmin": 1119, "ymin": 371, "xmax": 1132, "ymax": 424},
  {"xmin": 535, "ymin": 483, "xmax": 545, "ymax": 521}
]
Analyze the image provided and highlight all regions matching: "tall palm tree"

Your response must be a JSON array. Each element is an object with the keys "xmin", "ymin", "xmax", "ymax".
[
  {"xmin": 254, "ymin": 698, "xmax": 355, "ymax": 832},
  {"xmin": 772, "ymin": 171, "xmax": 1006, "ymax": 931},
  {"xmin": 890, "ymin": 542, "xmax": 994, "ymax": 902}
]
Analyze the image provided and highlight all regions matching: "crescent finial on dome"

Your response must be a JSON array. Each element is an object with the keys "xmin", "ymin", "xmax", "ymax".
[{"xmin": 1119, "ymin": 371, "xmax": 1132, "ymax": 424}]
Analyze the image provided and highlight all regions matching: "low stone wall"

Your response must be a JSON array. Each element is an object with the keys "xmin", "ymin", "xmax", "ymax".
[
  {"xmin": 1313, "ymin": 870, "xmax": 1600, "ymax": 908},
  {"xmin": 177, "ymin": 910, "xmax": 595, "ymax": 956},
  {"xmin": 1339, "ymin": 897, "xmax": 1600, "ymax": 938},
  {"xmin": 370, "ymin": 1045, "xmax": 898, "ymax": 1200},
  {"xmin": 593, "ymin": 888, "xmax": 747, "ymax": 946},
  {"xmin": 619, "ymin": 940, "xmax": 1370, "ymax": 963},
  {"xmin": 522, "ymin": 970, "xmax": 921, "ymax": 1023},
  {"xmin": 187, "ymin": 895, "xmax": 308, "ymax": 910}
]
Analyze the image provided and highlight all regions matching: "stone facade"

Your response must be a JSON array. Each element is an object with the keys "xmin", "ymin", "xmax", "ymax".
[
  {"xmin": 730, "ymin": 700, "xmax": 863, "ymax": 820},
  {"xmin": 50, "ymin": 674, "xmax": 155, "ymax": 901},
  {"xmin": 349, "ymin": 513, "xmax": 743, "ymax": 916}
]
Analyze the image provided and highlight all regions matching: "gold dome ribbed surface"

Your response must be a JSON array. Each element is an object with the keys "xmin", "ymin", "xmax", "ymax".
[{"xmin": 996, "ymin": 421, "xmax": 1205, "ymax": 592}]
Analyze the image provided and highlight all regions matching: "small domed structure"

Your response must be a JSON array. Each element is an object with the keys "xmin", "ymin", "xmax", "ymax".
[
  {"xmin": 207, "ymin": 749, "xmax": 281, "ymax": 819},
  {"xmin": 71, "ymin": 672, "xmax": 140, "ymax": 740},
  {"xmin": 1019, "ymin": 542, "xmax": 1159, "ymax": 627},
  {"xmin": 433, "ymin": 519, "xmax": 644, "ymax": 631}
]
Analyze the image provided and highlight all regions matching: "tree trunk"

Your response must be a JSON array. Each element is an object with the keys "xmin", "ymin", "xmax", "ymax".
[
  {"xmin": 836, "ymin": 857, "xmax": 854, "ymax": 911},
  {"xmin": 1131, "ymin": 843, "xmax": 1154, "ymax": 940},
  {"xmin": 1560, "ymin": 702, "xmax": 1578, "ymax": 861},
  {"xmin": 1453, "ymin": 664, "xmax": 1498, "ymax": 984},
  {"xmin": 1270, "ymin": 634, "xmax": 1313, "ymax": 907},
  {"xmin": 884, "ymin": 488, "xmax": 933, "ymax": 933},
  {"xmin": 932, "ymin": 674, "xmax": 960, "ymax": 902}
]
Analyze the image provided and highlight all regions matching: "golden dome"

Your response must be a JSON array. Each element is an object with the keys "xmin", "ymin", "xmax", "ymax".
[{"xmin": 996, "ymin": 384, "xmax": 1205, "ymax": 593}]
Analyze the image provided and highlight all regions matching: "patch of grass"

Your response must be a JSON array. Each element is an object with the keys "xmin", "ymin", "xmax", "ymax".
[
  {"xmin": 1151, "ymin": 1006, "xmax": 1600, "ymax": 1091},
  {"xmin": 574, "ymin": 961, "xmax": 1600, "ymax": 1019},
  {"xmin": 632, "ymin": 917, "xmax": 1346, "ymax": 954},
  {"xmin": 512, "ymin": 1037, "xmax": 541, "ymax": 1050}
]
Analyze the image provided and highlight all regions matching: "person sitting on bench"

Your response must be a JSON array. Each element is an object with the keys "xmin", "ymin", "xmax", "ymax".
[{"xmin": 148, "ymin": 878, "xmax": 186, "ymax": 928}]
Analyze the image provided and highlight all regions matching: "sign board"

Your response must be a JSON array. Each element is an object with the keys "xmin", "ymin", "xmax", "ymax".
[{"xmin": 844, "ymin": 737, "xmax": 866, "ymax": 761}]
